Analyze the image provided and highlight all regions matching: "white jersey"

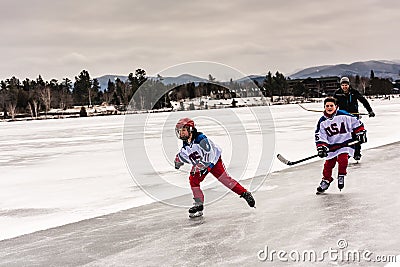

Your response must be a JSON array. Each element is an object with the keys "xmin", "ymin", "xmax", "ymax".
[
  {"xmin": 177, "ymin": 132, "xmax": 222, "ymax": 171},
  {"xmin": 315, "ymin": 110, "xmax": 365, "ymax": 159}
]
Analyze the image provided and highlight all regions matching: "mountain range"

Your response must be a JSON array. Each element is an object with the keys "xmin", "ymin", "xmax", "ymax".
[
  {"xmin": 95, "ymin": 60, "xmax": 400, "ymax": 91},
  {"xmin": 289, "ymin": 60, "xmax": 400, "ymax": 79}
]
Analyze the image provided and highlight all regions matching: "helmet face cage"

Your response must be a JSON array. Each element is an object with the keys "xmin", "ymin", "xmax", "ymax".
[
  {"xmin": 175, "ymin": 126, "xmax": 192, "ymax": 140},
  {"xmin": 175, "ymin": 118, "xmax": 195, "ymax": 140}
]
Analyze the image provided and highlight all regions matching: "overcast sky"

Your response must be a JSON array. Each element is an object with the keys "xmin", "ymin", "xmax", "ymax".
[{"xmin": 0, "ymin": 0, "xmax": 399, "ymax": 81}]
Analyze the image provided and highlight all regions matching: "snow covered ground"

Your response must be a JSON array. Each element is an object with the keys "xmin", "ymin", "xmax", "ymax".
[{"xmin": 1, "ymin": 96, "xmax": 400, "ymax": 243}]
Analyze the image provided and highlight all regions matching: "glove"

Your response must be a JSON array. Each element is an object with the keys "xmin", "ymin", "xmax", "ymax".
[
  {"xmin": 355, "ymin": 130, "xmax": 367, "ymax": 144},
  {"xmin": 368, "ymin": 111, "xmax": 375, "ymax": 117},
  {"xmin": 317, "ymin": 146, "xmax": 329, "ymax": 158},
  {"xmin": 174, "ymin": 154, "xmax": 184, "ymax": 169},
  {"xmin": 200, "ymin": 163, "xmax": 214, "ymax": 176}
]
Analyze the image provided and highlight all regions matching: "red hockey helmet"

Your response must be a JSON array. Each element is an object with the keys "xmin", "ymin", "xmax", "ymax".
[{"xmin": 175, "ymin": 118, "xmax": 195, "ymax": 140}]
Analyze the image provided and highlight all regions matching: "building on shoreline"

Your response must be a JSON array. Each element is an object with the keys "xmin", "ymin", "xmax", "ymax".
[{"xmin": 287, "ymin": 76, "xmax": 340, "ymax": 97}]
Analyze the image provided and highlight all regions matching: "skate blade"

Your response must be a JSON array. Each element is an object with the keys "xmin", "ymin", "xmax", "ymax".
[
  {"xmin": 316, "ymin": 191, "xmax": 325, "ymax": 195},
  {"xmin": 189, "ymin": 211, "xmax": 203, "ymax": 218}
]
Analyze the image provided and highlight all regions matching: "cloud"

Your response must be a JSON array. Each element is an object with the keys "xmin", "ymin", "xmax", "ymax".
[
  {"xmin": 59, "ymin": 53, "xmax": 89, "ymax": 64},
  {"xmin": 0, "ymin": 0, "xmax": 399, "ymax": 80}
]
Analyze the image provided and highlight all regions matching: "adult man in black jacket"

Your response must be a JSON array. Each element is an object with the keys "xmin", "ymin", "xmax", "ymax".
[{"xmin": 333, "ymin": 76, "xmax": 375, "ymax": 160}]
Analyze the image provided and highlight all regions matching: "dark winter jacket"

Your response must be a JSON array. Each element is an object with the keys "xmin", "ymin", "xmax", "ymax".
[{"xmin": 333, "ymin": 88, "xmax": 373, "ymax": 115}]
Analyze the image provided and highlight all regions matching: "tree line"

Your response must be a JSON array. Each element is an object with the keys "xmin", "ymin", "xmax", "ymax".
[
  {"xmin": 259, "ymin": 70, "xmax": 395, "ymax": 101},
  {"xmin": 1, "ymin": 69, "xmax": 397, "ymax": 120},
  {"xmin": 0, "ymin": 69, "xmax": 151, "ymax": 120}
]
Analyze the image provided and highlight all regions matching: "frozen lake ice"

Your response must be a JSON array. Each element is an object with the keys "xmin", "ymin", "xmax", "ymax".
[{"xmin": 1, "ymin": 97, "xmax": 399, "ymax": 241}]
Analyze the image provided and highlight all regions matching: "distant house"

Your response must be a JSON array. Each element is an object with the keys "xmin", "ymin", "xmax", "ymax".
[
  {"xmin": 393, "ymin": 79, "xmax": 400, "ymax": 94},
  {"xmin": 209, "ymin": 88, "xmax": 232, "ymax": 99},
  {"xmin": 287, "ymin": 76, "xmax": 340, "ymax": 97},
  {"xmin": 318, "ymin": 76, "xmax": 340, "ymax": 95}
]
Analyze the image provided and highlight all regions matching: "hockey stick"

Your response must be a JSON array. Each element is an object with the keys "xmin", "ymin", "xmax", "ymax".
[
  {"xmin": 297, "ymin": 104, "xmax": 323, "ymax": 113},
  {"xmin": 277, "ymin": 140, "xmax": 359, "ymax": 166},
  {"xmin": 297, "ymin": 104, "xmax": 368, "ymax": 116}
]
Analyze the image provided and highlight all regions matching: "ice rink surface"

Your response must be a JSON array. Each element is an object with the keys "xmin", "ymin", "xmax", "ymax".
[
  {"xmin": 0, "ymin": 142, "xmax": 399, "ymax": 266},
  {"xmin": 1, "ymin": 97, "xmax": 400, "ymax": 265}
]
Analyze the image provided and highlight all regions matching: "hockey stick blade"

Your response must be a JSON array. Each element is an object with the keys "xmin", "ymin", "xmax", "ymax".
[{"xmin": 276, "ymin": 154, "xmax": 292, "ymax": 165}]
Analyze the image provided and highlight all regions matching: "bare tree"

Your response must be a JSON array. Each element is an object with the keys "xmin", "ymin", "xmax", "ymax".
[
  {"xmin": 4, "ymin": 77, "xmax": 20, "ymax": 120},
  {"xmin": 102, "ymin": 91, "xmax": 113, "ymax": 105},
  {"xmin": 0, "ymin": 83, "xmax": 7, "ymax": 119},
  {"xmin": 7, "ymin": 102, "xmax": 17, "ymax": 120},
  {"xmin": 123, "ymin": 81, "xmax": 133, "ymax": 106},
  {"xmin": 359, "ymin": 77, "xmax": 369, "ymax": 95},
  {"xmin": 28, "ymin": 99, "xmax": 39, "ymax": 119},
  {"xmin": 39, "ymin": 86, "xmax": 51, "ymax": 118}
]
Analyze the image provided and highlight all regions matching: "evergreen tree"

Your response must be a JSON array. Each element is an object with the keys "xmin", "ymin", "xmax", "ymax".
[
  {"xmin": 128, "ymin": 69, "xmax": 148, "ymax": 109},
  {"xmin": 273, "ymin": 71, "xmax": 288, "ymax": 96},
  {"xmin": 135, "ymin": 69, "xmax": 147, "ymax": 86},
  {"xmin": 115, "ymin": 78, "xmax": 126, "ymax": 106},
  {"xmin": 355, "ymin": 75, "xmax": 361, "ymax": 91},
  {"xmin": 263, "ymin": 71, "xmax": 274, "ymax": 102},
  {"xmin": 73, "ymin": 70, "xmax": 92, "ymax": 106},
  {"xmin": 60, "ymin": 78, "xmax": 73, "ymax": 109},
  {"xmin": 103, "ymin": 79, "xmax": 116, "ymax": 104},
  {"xmin": 91, "ymin": 78, "xmax": 101, "ymax": 105},
  {"xmin": 370, "ymin": 77, "xmax": 393, "ymax": 95},
  {"xmin": 293, "ymin": 82, "xmax": 308, "ymax": 97},
  {"xmin": 188, "ymin": 82, "xmax": 196, "ymax": 99}
]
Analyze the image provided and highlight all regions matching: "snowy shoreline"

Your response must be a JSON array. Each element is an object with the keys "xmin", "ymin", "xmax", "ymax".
[{"xmin": 1, "ymin": 95, "xmax": 397, "ymax": 123}]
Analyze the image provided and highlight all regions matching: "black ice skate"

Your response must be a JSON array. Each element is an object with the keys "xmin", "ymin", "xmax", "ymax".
[
  {"xmin": 338, "ymin": 175, "xmax": 345, "ymax": 191},
  {"xmin": 188, "ymin": 199, "xmax": 203, "ymax": 218},
  {"xmin": 240, "ymin": 191, "xmax": 255, "ymax": 208},
  {"xmin": 316, "ymin": 179, "xmax": 331, "ymax": 194}
]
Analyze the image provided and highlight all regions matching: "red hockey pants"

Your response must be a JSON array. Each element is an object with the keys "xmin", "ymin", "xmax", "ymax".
[
  {"xmin": 322, "ymin": 153, "xmax": 348, "ymax": 182},
  {"xmin": 189, "ymin": 157, "xmax": 247, "ymax": 203}
]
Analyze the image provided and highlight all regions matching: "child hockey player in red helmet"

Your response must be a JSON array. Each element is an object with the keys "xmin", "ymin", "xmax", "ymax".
[
  {"xmin": 174, "ymin": 117, "xmax": 255, "ymax": 217},
  {"xmin": 315, "ymin": 97, "xmax": 367, "ymax": 194}
]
